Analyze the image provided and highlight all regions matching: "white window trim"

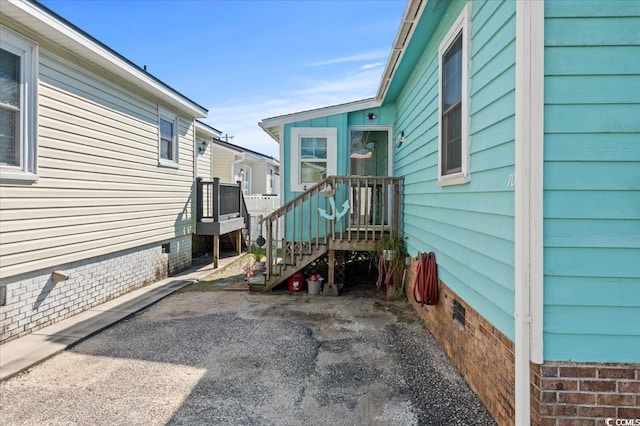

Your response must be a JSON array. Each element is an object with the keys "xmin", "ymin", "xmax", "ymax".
[
  {"xmin": 158, "ymin": 106, "xmax": 179, "ymax": 169},
  {"xmin": 0, "ymin": 26, "xmax": 39, "ymax": 183},
  {"xmin": 437, "ymin": 4, "xmax": 471, "ymax": 187},
  {"xmin": 290, "ymin": 127, "xmax": 337, "ymax": 192}
]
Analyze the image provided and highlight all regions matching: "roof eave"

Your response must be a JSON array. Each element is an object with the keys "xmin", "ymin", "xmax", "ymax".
[
  {"xmin": 258, "ymin": 121, "xmax": 280, "ymax": 144},
  {"xmin": 195, "ymin": 120, "xmax": 222, "ymax": 138},
  {"xmin": 4, "ymin": 0, "xmax": 208, "ymax": 118},
  {"xmin": 375, "ymin": 0, "xmax": 427, "ymax": 103},
  {"xmin": 259, "ymin": 98, "xmax": 381, "ymax": 143}
]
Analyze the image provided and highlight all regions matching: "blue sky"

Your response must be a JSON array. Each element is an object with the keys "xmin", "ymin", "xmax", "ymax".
[{"xmin": 40, "ymin": 0, "xmax": 407, "ymax": 158}]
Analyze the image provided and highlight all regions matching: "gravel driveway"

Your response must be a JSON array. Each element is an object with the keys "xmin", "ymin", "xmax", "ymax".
[{"xmin": 0, "ymin": 283, "xmax": 495, "ymax": 425}]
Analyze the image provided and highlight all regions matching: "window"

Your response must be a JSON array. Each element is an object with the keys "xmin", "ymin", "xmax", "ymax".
[
  {"xmin": 438, "ymin": 6, "xmax": 470, "ymax": 186},
  {"xmin": 0, "ymin": 27, "xmax": 38, "ymax": 182},
  {"xmin": 290, "ymin": 127, "xmax": 337, "ymax": 192},
  {"xmin": 158, "ymin": 107, "xmax": 178, "ymax": 168}
]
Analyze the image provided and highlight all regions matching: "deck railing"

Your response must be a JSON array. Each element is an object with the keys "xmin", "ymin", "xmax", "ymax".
[
  {"xmin": 196, "ymin": 177, "xmax": 250, "ymax": 231},
  {"xmin": 260, "ymin": 175, "xmax": 403, "ymax": 283}
]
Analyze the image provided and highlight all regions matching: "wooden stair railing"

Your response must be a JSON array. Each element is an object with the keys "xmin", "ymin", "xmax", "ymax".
[{"xmin": 250, "ymin": 175, "xmax": 403, "ymax": 292}]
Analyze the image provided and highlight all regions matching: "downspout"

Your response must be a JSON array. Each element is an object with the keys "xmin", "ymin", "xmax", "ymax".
[
  {"xmin": 193, "ymin": 119, "xmax": 198, "ymax": 232},
  {"xmin": 515, "ymin": 1, "xmax": 545, "ymax": 425}
]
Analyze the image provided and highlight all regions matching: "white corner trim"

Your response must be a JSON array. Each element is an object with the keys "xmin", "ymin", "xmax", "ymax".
[
  {"xmin": 279, "ymin": 124, "xmax": 285, "ymax": 198},
  {"xmin": 514, "ymin": 0, "xmax": 544, "ymax": 425}
]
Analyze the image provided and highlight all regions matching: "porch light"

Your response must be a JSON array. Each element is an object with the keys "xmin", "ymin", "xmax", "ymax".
[
  {"xmin": 396, "ymin": 131, "xmax": 407, "ymax": 147},
  {"xmin": 367, "ymin": 113, "xmax": 376, "ymax": 120}
]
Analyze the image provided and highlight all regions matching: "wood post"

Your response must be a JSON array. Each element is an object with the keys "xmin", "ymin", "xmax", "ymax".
[
  {"xmin": 213, "ymin": 234, "xmax": 219, "ymax": 269},
  {"xmin": 328, "ymin": 249, "xmax": 335, "ymax": 284},
  {"xmin": 236, "ymin": 230, "xmax": 242, "ymax": 255}
]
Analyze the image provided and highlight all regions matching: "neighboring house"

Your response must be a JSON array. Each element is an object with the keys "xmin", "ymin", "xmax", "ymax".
[
  {"xmin": 211, "ymin": 138, "xmax": 280, "ymax": 196},
  {"xmin": 260, "ymin": 0, "xmax": 640, "ymax": 425},
  {"xmin": 210, "ymin": 139, "xmax": 280, "ymax": 245},
  {"xmin": 195, "ymin": 120, "xmax": 221, "ymax": 181},
  {"xmin": 0, "ymin": 1, "xmax": 247, "ymax": 343}
]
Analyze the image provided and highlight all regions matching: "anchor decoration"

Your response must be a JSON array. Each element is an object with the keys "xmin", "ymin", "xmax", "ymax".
[{"xmin": 319, "ymin": 196, "xmax": 350, "ymax": 222}]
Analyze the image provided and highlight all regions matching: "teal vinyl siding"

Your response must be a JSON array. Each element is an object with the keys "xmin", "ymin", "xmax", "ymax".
[
  {"xmin": 543, "ymin": 0, "xmax": 640, "ymax": 362},
  {"xmin": 282, "ymin": 105, "xmax": 395, "ymax": 204},
  {"xmin": 394, "ymin": 0, "xmax": 517, "ymax": 339},
  {"xmin": 280, "ymin": 105, "xmax": 395, "ymax": 240}
]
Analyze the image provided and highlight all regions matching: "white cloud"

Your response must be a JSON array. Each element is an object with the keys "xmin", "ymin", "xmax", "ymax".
[
  {"xmin": 361, "ymin": 62, "xmax": 384, "ymax": 70},
  {"xmin": 306, "ymin": 49, "xmax": 389, "ymax": 67}
]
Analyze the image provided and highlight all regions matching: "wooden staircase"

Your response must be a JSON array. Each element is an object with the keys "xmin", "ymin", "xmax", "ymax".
[{"xmin": 250, "ymin": 175, "xmax": 404, "ymax": 292}]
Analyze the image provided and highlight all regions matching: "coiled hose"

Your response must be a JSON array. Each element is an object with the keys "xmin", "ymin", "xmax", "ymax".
[{"xmin": 413, "ymin": 252, "xmax": 439, "ymax": 306}]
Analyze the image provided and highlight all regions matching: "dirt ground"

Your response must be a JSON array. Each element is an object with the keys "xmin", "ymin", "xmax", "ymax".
[{"xmin": 0, "ymin": 263, "xmax": 495, "ymax": 426}]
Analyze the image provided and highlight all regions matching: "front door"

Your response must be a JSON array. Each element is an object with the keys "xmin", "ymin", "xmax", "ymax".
[
  {"xmin": 348, "ymin": 128, "xmax": 392, "ymax": 228},
  {"xmin": 349, "ymin": 129, "xmax": 389, "ymax": 177}
]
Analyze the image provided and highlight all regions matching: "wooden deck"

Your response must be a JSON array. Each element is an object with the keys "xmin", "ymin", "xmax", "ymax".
[{"xmin": 250, "ymin": 175, "xmax": 403, "ymax": 292}]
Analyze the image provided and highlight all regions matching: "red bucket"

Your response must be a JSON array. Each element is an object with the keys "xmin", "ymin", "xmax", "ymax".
[{"xmin": 288, "ymin": 274, "xmax": 305, "ymax": 293}]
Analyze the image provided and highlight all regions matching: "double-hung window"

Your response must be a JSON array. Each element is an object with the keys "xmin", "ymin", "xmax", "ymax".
[
  {"xmin": 290, "ymin": 127, "xmax": 337, "ymax": 192},
  {"xmin": 158, "ymin": 107, "xmax": 179, "ymax": 168},
  {"xmin": 0, "ymin": 27, "xmax": 38, "ymax": 182},
  {"xmin": 438, "ymin": 6, "xmax": 470, "ymax": 186}
]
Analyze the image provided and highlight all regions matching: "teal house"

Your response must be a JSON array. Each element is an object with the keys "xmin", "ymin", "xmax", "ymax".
[{"xmin": 260, "ymin": 0, "xmax": 640, "ymax": 424}]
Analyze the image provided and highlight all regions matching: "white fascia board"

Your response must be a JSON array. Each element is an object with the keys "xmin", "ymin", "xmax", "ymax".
[
  {"xmin": 258, "ymin": 121, "xmax": 280, "ymax": 143},
  {"xmin": 260, "ymin": 98, "xmax": 380, "ymax": 131},
  {"xmin": 5, "ymin": 0, "xmax": 208, "ymax": 118},
  {"xmin": 196, "ymin": 121, "xmax": 222, "ymax": 139},
  {"xmin": 375, "ymin": 0, "xmax": 426, "ymax": 101},
  {"xmin": 243, "ymin": 152, "xmax": 262, "ymax": 162}
]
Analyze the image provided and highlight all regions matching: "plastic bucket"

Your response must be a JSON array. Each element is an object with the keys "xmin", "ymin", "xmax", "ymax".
[
  {"xmin": 307, "ymin": 279, "xmax": 322, "ymax": 295},
  {"xmin": 288, "ymin": 274, "xmax": 304, "ymax": 292}
]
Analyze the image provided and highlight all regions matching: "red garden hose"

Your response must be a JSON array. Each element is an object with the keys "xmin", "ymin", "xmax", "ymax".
[{"xmin": 413, "ymin": 252, "xmax": 439, "ymax": 307}]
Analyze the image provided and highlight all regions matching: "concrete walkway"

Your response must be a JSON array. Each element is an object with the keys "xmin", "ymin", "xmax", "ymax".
[{"xmin": 0, "ymin": 254, "xmax": 246, "ymax": 382}]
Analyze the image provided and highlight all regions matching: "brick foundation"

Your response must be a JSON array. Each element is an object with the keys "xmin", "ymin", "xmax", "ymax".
[
  {"xmin": 406, "ymin": 258, "xmax": 640, "ymax": 426},
  {"xmin": 406, "ymin": 257, "xmax": 515, "ymax": 425},
  {"xmin": 533, "ymin": 362, "xmax": 640, "ymax": 426},
  {"xmin": 0, "ymin": 235, "xmax": 191, "ymax": 343}
]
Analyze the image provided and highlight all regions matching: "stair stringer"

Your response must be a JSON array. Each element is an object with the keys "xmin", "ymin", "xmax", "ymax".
[{"xmin": 249, "ymin": 243, "xmax": 327, "ymax": 292}]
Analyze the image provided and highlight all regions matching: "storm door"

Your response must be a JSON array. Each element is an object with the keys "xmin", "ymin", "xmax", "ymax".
[{"xmin": 348, "ymin": 128, "xmax": 392, "ymax": 229}]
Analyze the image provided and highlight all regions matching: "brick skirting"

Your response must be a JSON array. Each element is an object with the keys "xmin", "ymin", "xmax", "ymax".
[
  {"xmin": 532, "ymin": 362, "xmax": 640, "ymax": 426},
  {"xmin": 0, "ymin": 236, "xmax": 192, "ymax": 343},
  {"xmin": 406, "ymin": 258, "xmax": 515, "ymax": 425},
  {"xmin": 406, "ymin": 258, "xmax": 640, "ymax": 426}
]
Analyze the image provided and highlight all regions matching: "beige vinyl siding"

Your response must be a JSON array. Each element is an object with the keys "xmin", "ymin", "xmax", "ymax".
[
  {"xmin": 211, "ymin": 145, "xmax": 235, "ymax": 182},
  {"xmin": 0, "ymin": 50, "xmax": 196, "ymax": 279},
  {"xmin": 196, "ymin": 136, "xmax": 212, "ymax": 179},
  {"xmin": 251, "ymin": 161, "xmax": 267, "ymax": 195}
]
